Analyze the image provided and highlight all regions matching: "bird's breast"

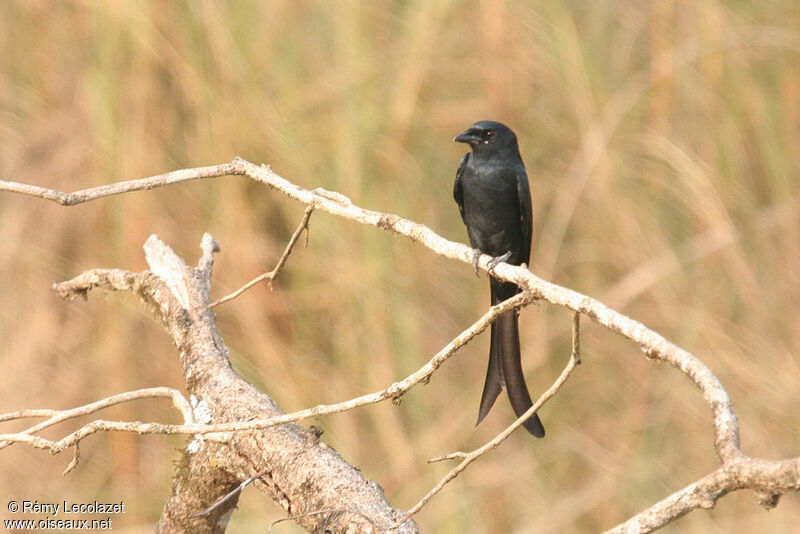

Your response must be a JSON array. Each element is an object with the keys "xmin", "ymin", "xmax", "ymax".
[{"xmin": 460, "ymin": 167, "xmax": 523, "ymax": 260}]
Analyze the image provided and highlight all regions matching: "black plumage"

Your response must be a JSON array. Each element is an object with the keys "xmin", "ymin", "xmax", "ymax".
[{"xmin": 453, "ymin": 120, "xmax": 544, "ymax": 438}]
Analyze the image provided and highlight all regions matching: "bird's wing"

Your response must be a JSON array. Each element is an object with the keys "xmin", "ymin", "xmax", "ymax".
[
  {"xmin": 516, "ymin": 168, "xmax": 533, "ymax": 265},
  {"xmin": 453, "ymin": 152, "xmax": 470, "ymax": 222}
]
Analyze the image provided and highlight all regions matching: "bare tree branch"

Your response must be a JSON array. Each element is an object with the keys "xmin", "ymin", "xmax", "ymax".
[
  {"xmin": 40, "ymin": 233, "xmax": 420, "ymax": 533},
  {"xmin": 3, "ymin": 158, "xmax": 798, "ymax": 532},
  {"xmin": 0, "ymin": 163, "xmax": 239, "ymax": 205},
  {"xmin": 151, "ymin": 234, "xmax": 420, "ymax": 532},
  {"xmin": 603, "ymin": 457, "xmax": 800, "ymax": 533}
]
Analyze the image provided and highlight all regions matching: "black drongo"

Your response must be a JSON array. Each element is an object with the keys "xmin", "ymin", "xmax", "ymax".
[{"xmin": 453, "ymin": 120, "xmax": 544, "ymax": 438}]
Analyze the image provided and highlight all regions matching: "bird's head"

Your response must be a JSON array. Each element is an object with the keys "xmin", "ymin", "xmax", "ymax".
[{"xmin": 453, "ymin": 120, "xmax": 518, "ymax": 154}]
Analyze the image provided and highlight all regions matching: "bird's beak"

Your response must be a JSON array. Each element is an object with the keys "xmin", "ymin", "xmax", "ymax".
[{"xmin": 454, "ymin": 130, "xmax": 478, "ymax": 144}]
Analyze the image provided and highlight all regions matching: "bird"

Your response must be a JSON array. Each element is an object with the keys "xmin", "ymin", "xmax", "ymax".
[{"xmin": 453, "ymin": 120, "xmax": 545, "ymax": 438}]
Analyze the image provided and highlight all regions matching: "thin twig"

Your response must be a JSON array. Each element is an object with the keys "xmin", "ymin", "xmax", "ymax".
[
  {"xmin": 427, "ymin": 452, "xmax": 467, "ymax": 463},
  {"xmin": 393, "ymin": 317, "xmax": 583, "ymax": 529},
  {"xmin": 209, "ymin": 206, "xmax": 314, "ymax": 308},
  {"xmin": 62, "ymin": 443, "xmax": 80, "ymax": 476},
  {"xmin": 0, "ymin": 163, "xmax": 239, "ymax": 205},
  {"xmin": 0, "ymin": 387, "xmax": 193, "ymax": 451},
  {"xmin": 572, "ymin": 311, "xmax": 582, "ymax": 364}
]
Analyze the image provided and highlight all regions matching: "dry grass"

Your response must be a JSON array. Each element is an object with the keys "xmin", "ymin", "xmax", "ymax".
[{"xmin": 1, "ymin": 1, "xmax": 798, "ymax": 532}]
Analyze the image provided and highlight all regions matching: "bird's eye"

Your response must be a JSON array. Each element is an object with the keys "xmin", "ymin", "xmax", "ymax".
[{"xmin": 486, "ymin": 130, "xmax": 496, "ymax": 139}]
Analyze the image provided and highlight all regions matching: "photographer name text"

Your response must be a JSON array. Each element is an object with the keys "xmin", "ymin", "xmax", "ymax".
[{"xmin": 16, "ymin": 500, "xmax": 125, "ymax": 516}]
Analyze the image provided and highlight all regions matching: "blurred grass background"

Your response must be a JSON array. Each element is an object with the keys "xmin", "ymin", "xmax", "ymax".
[{"xmin": 1, "ymin": 1, "xmax": 798, "ymax": 532}]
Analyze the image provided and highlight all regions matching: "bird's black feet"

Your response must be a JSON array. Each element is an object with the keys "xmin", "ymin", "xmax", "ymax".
[
  {"xmin": 472, "ymin": 250, "xmax": 513, "ymax": 276},
  {"xmin": 487, "ymin": 251, "xmax": 512, "ymax": 274},
  {"xmin": 471, "ymin": 249, "xmax": 482, "ymax": 277}
]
